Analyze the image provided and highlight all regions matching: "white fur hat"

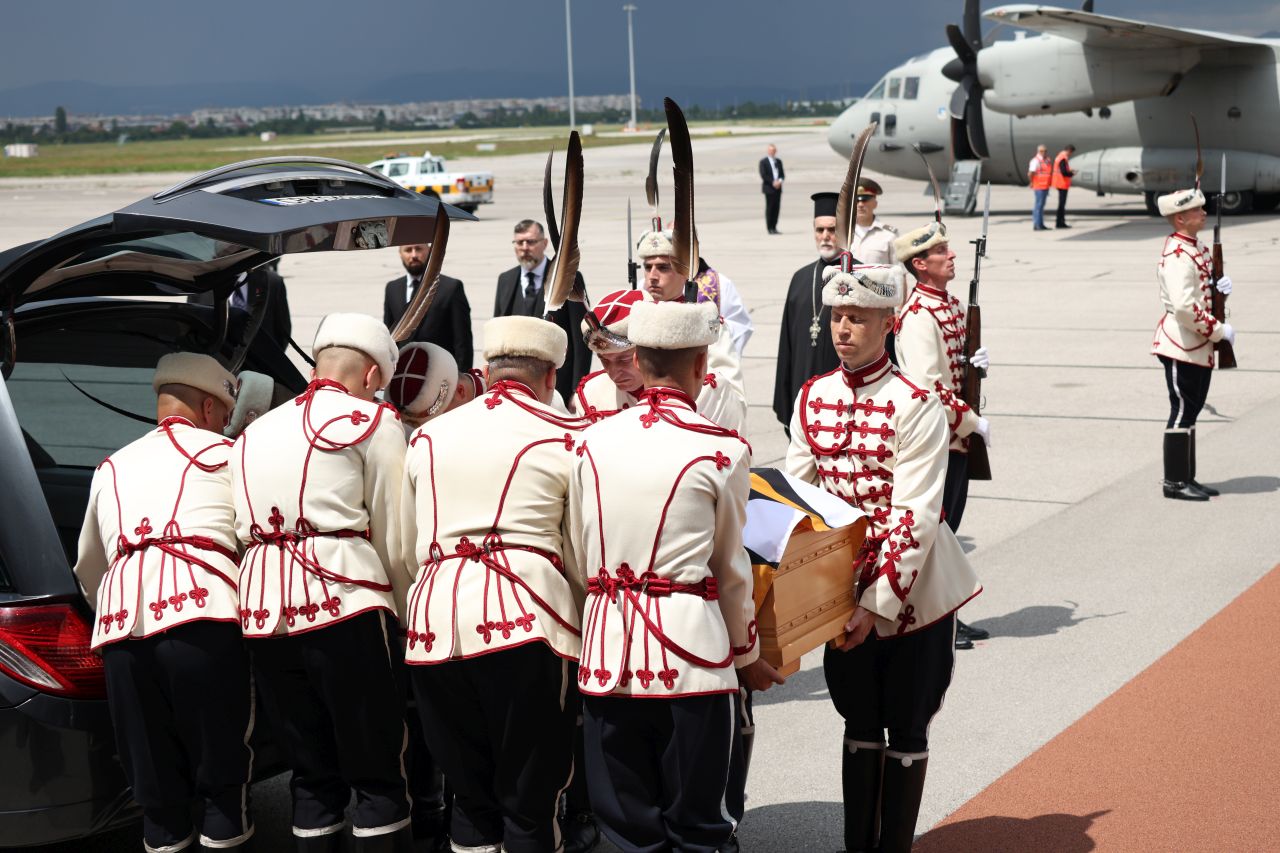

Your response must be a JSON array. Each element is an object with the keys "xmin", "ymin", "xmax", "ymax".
[
  {"xmin": 627, "ymin": 299, "xmax": 720, "ymax": 349},
  {"xmin": 313, "ymin": 312, "xmax": 398, "ymax": 389},
  {"xmin": 580, "ymin": 289, "xmax": 646, "ymax": 353},
  {"xmin": 1157, "ymin": 188, "xmax": 1206, "ymax": 217},
  {"xmin": 636, "ymin": 228, "xmax": 675, "ymax": 259},
  {"xmin": 387, "ymin": 342, "xmax": 458, "ymax": 420},
  {"xmin": 822, "ymin": 263, "xmax": 903, "ymax": 310},
  {"xmin": 225, "ymin": 371, "xmax": 273, "ymax": 437},
  {"xmin": 483, "ymin": 316, "xmax": 567, "ymax": 368},
  {"xmin": 893, "ymin": 221, "xmax": 948, "ymax": 264},
  {"xmin": 153, "ymin": 352, "xmax": 238, "ymax": 410}
]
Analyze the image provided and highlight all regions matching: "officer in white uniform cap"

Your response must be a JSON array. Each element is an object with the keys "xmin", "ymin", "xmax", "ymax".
[
  {"xmin": 1151, "ymin": 187, "xmax": 1236, "ymax": 500},
  {"xmin": 569, "ymin": 299, "xmax": 782, "ymax": 852},
  {"xmin": 786, "ymin": 258, "xmax": 982, "ymax": 853},
  {"xmin": 230, "ymin": 312, "xmax": 413, "ymax": 852},
  {"xmin": 573, "ymin": 288, "xmax": 746, "ymax": 433},
  {"xmin": 74, "ymin": 352, "xmax": 255, "ymax": 853},
  {"xmin": 400, "ymin": 315, "xmax": 588, "ymax": 853}
]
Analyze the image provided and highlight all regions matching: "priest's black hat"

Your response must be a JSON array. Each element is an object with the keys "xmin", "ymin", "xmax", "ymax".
[{"xmin": 811, "ymin": 192, "xmax": 839, "ymax": 219}]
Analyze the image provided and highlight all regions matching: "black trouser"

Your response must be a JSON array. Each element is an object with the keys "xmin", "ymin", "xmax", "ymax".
[
  {"xmin": 1055, "ymin": 188, "xmax": 1069, "ymax": 225},
  {"xmin": 1160, "ymin": 354, "xmax": 1212, "ymax": 429},
  {"xmin": 412, "ymin": 642, "xmax": 575, "ymax": 853},
  {"xmin": 764, "ymin": 190, "xmax": 781, "ymax": 232},
  {"xmin": 101, "ymin": 620, "xmax": 254, "ymax": 851},
  {"xmin": 943, "ymin": 449, "xmax": 969, "ymax": 534},
  {"xmin": 824, "ymin": 614, "xmax": 956, "ymax": 755},
  {"xmin": 252, "ymin": 610, "xmax": 409, "ymax": 839},
  {"xmin": 723, "ymin": 687, "xmax": 754, "ymax": 825},
  {"xmin": 583, "ymin": 692, "xmax": 737, "ymax": 853}
]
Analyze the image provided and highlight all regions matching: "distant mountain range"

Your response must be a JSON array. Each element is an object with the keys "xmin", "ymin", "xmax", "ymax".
[{"xmin": 0, "ymin": 74, "xmax": 865, "ymax": 119}]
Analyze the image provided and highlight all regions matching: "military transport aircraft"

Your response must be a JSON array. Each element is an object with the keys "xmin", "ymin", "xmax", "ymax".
[{"xmin": 828, "ymin": 1, "xmax": 1280, "ymax": 214}]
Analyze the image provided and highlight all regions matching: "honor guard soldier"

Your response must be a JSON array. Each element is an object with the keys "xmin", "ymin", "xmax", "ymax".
[
  {"xmin": 570, "ymin": 300, "xmax": 782, "ymax": 852},
  {"xmin": 850, "ymin": 179, "xmax": 898, "ymax": 265},
  {"xmin": 786, "ymin": 261, "xmax": 981, "ymax": 853},
  {"xmin": 893, "ymin": 221, "xmax": 991, "ymax": 647},
  {"xmin": 574, "ymin": 288, "xmax": 747, "ymax": 433},
  {"xmin": 773, "ymin": 191, "xmax": 847, "ymax": 430},
  {"xmin": 386, "ymin": 341, "xmax": 464, "ymax": 434},
  {"xmin": 636, "ymin": 228, "xmax": 747, "ymax": 404},
  {"xmin": 1153, "ymin": 188, "xmax": 1235, "ymax": 500},
  {"xmin": 231, "ymin": 313, "xmax": 413, "ymax": 852},
  {"xmin": 74, "ymin": 353, "xmax": 255, "ymax": 853},
  {"xmin": 400, "ymin": 316, "xmax": 588, "ymax": 853}
]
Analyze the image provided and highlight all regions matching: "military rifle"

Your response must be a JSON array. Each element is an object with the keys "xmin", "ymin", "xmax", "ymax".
[
  {"xmin": 626, "ymin": 199, "xmax": 639, "ymax": 290},
  {"xmin": 1211, "ymin": 153, "xmax": 1237, "ymax": 368},
  {"xmin": 961, "ymin": 183, "xmax": 992, "ymax": 480}
]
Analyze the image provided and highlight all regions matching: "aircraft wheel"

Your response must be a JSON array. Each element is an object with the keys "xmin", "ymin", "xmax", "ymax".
[
  {"xmin": 1143, "ymin": 192, "xmax": 1161, "ymax": 216},
  {"xmin": 1214, "ymin": 190, "xmax": 1254, "ymax": 215}
]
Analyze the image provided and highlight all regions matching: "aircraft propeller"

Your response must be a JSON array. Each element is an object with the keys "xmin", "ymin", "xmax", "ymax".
[{"xmin": 941, "ymin": 0, "xmax": 989, "ymax": 159}]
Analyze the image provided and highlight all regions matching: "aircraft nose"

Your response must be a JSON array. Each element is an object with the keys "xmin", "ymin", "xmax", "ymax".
[{"xmin": 827, "ymin": 108, "xmax": 859, "ymax": 158}]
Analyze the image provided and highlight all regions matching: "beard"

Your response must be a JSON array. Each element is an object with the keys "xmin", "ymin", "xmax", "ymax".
[
  {"xmin": 818, "ymin": 245, "xmax": 840, "ymax": 261},
  {"xmin": 402, "ymin": 260, "xmax": 426, "ymax": 278},
  {"xmin": 517, "ymin": 256, "xmax": 541, "ymax": 272}
]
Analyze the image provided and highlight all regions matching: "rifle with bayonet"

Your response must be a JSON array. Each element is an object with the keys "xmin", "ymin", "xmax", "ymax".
[
  {"xmin": 962, "ymin": 182, "xmax": 992, "ymax": 480},
  {"xmin": 626, "ymin": 199, "xmax": 638, "ymax": 289},
  {"xmin": 1211, "ymin": 153, "xmax": 1237, "ymax": 369}
]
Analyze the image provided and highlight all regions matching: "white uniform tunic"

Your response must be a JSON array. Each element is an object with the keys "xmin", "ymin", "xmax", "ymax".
[
  {"xmin": 574, "ymin": 369, "xmax": 747, "ymax": 434},
  {"xmin": 852, "ymin": 219, "xmax": 898, "ymax": 266},
  {"xmin": 570, "ymin": 387, "xmax": 759, "ymax": 698},
  {"xmin": 786, "ymin": 353, "xmax": 980, "ymax": 637},
  {"xmin": 75, "ymin": 418, "xmax": 242, "ymax": 650},
  {"xmin": 230, "ymin": 379, "xmax": 410, "ymax": 637},
  {"xmin": 895, "ymin": 282, "xmax": 979, "ymax": 452},
  {"xmin": 400, "ymin": 380, "xmax": 589, "ymax": 663},
  {"xmin": 1152, "ymin": 232, "xmax": 1225, "ymax": 368}
]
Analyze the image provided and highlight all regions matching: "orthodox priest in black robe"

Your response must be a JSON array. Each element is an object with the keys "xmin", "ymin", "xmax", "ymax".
[{"xmin": 773, "ymin": 192, "xmax": 853, "ymax": 430}]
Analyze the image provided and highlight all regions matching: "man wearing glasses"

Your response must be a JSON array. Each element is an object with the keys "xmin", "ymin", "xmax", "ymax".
[{"xmin": 494, "ymin": 219, "xmax": 593, "ymax": 404}]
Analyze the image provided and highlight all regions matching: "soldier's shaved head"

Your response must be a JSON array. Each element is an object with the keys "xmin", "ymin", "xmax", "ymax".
[
  {"xmin": 156, "ymin": 384, "xmax": 229, "ymax": 432},
  {"xmin": 485, "ymin": 355, "xmax": 557, "ymax": 404},
  {"xmin": 315, "ymin": 346, "xmax": 381, "ymax": 401}
]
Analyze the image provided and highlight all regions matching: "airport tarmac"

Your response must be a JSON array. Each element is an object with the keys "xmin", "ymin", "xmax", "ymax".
[{"xmin": 3, "ymin": 125, "xmax": 1277, "ymax": 851}]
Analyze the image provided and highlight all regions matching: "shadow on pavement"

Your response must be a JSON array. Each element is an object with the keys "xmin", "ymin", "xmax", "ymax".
[
  {"xmin": 1205, "ymin": 475, "xmax": 1280, "ymax": 495},
  {"xmin": 968, "ymin": 602, "xmax": 1121, "ymax": 640},
  {"xmin": 914, "ymin": 809, "xmax": 1109, "ymax": 853},
  {"xmin": 753, "ymin": 658, "xmax": 831, "ymax": 706},
  {"xmin": 738, "ymin": 799, "xmax": 844, "ymax": 851}
]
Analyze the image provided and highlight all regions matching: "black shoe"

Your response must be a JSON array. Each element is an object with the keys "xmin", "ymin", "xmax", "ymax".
[
  {"xmin": 353, "ymin": 825, "xmax": 414, "ymax": 853},
  {"xmin": 1034, "ymin": 225, "xmax": 1048, "ymax": 231},
  {"xmin": 295, "ymin": 831, "xmax": 343, "ymax": 853},
  {"xmin": 562, "ymin": 808, "xmax": 601, "ymax": 853},
  {"xmin": 1163, "ymin": 481, "xmax": 1210, "ymax": 501},
  {"xmin": 1055, "ymin": 223, "xmax": 1071, "ymax": 229},
  {"xmin": 956, "ymin": 620, "xmax": 989, "ymax": 641},
  {"xmin": 954, "ymin": 633, "xmax": 974, "ymax": 650},
  {"xmin": 1189, "ymin": 479, "xmax": 1220, "ymax": 497}
]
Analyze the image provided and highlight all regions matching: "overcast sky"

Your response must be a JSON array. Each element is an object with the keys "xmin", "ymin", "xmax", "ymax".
[{"xmin": 4, "ymin": 0, "xmax": 1279, "ymax": 105}]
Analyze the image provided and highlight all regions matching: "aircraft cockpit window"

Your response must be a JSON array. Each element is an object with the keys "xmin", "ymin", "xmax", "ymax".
[
  {"xmin": 868, "ymin": 80, "xmax": 886, "ymax": 100},
  {"xmin": 888, "ymin": 78, "xmax": 901, "ymax": 99},
  {"xmin": 904, "ymin": 77, "xmax": 919, "ymax": 100}
]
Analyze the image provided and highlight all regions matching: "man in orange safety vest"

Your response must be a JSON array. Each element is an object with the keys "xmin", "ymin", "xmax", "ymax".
[
  {"xmin": 1028, "ymin": 144, "xmax": 1053, "ymax": 231},
  {"xmin": 1052, "ymin": 144, "xmax": 1077, "ymax": 229}
]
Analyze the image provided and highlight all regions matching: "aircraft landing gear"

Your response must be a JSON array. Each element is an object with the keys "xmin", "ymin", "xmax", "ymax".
[{"xmin": 1212, "ymin": 190, "xmax": 1254, "ymax": 215}]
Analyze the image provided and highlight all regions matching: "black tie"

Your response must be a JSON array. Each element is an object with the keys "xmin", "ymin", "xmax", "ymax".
[{"xmin": 525, "ymin": 271, "xmax": 538, "ymax": 299}]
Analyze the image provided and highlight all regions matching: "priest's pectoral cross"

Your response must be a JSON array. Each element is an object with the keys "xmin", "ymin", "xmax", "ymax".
[{"xmin": 809, "ymin": 317, "xmax": 822, "ymax": 347}]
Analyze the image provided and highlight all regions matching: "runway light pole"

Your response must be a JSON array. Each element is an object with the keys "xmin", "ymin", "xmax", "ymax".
[
  {"xmin": 565, "ymin": 0, "xmax": 576, "ymax": 130},
  {"xmin": 623, "ymin": 4, "xmax": 638, "ymax": 130}
]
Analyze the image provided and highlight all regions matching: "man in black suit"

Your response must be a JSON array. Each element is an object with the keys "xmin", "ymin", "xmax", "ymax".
[
  {"xmin": 493, "ymin": 219, "xmax": 592, "ymax": 403},
  {"xmin": 189, "ymin": 261, "xmax": 292, "ymax": 351},
  {"xmin": 383, "ymin": 243, "xmax": 474, "ymax": 370},
  {"xmin": 759, "ymin": 143, "xmax": 785, "ymax": 235}
]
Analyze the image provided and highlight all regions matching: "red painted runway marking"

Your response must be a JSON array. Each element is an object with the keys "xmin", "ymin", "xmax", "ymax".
[{"xmin": 916, "ymin": 563, "xmax": 1280, "ymax": 852}]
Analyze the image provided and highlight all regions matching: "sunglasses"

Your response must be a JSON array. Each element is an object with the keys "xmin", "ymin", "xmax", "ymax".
[{"xmin": 855, "ymin": 194, "xmax": 876, "ymax": 202}]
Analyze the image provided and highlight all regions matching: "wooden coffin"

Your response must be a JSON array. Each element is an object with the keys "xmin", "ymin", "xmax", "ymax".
[{"xmin": 754, "ymin": 516, "xmax": 867, "ymax": 677}]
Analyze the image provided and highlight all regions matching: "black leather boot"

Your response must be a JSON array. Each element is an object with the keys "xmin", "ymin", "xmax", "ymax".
[
  {"xmin": 956, "ymin": 620, "xmax": 988, "ymax": 642},
  {"xmin": 842, "ymin": 739, "xmax": 885, "ymax": 853},
  {"xmin": 294, "ymin": 830, "xmax": 343, "ymax": 853},
  {"xmin": 353, "ymin": 824, "xmax": 414, "ymax": 853},
  {"xmin": 879, "ymin": 753, "xmax": 928, "ymax": 853},
  {"xmin": 1187, "ymin": 428, "xmax": 1219, "ymax": 496},
  {"xmin": 1163, "ymin": 430, "xmax": 1208, "ymax": 501}
]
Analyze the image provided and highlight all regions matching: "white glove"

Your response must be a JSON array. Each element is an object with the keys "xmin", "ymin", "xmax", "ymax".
[
  {"xmin": 1215, "ymin": 275, "xmax": 1233, "ymax": 295},
  {"xmin": 974, "ymin": 416, "xmax": 992, "ymax": 448},
  {"xmin": 1222, "ymin": 323, "xmax": 1236, "ymax": 345},
  {"xmin": 969, "ymin": 346, "xmax": 990, "ymax": 372}
]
